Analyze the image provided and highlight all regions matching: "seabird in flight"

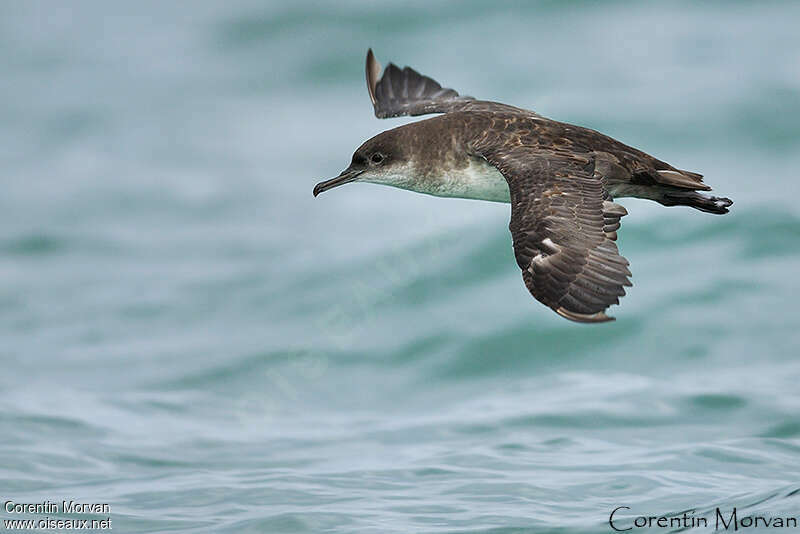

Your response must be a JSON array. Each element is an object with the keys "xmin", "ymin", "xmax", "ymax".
[{"xmin": 314, "ymin": 49, "xmax": 733, "ymax": 323}]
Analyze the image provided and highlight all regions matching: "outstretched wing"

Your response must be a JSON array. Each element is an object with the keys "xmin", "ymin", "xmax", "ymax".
[
  {"xmin": 477, "ymin": 145, "xmax": 633, "ymax": 323},
  {"xmin": 366, "ymin": 49, "xmax": 539, "ymax": 119}
]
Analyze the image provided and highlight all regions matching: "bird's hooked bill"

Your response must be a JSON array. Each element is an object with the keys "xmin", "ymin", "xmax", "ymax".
[{"xmin": 313, "ymin": 169, "xmax": 364, "ymax": 197}]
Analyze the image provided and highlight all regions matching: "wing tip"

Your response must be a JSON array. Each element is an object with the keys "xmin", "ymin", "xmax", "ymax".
[
  {"xmin": 365, "ymin": 48, "xmax": 381, "ymax": 107},
  {"xmin": 555, "ymin": 307, "xmax": 616, "ymax": 324}
]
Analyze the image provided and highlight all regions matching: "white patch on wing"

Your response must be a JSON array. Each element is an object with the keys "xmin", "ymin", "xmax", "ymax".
[
  {"xmin": 540, "ymin": 237, "xmax": 560, "ymax": 253},
  {"xmin": 530, "ymin": 238, "xmax": 562, "ymax": 272}
]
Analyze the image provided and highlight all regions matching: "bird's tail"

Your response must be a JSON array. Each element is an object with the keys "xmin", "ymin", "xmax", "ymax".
[
  {"xmin": 659, "ymin": 191, "xmax": 733, "ymax": 214},
  {"xmin": 653, "ymin": 169, "xmax": 733, "ymax": 215}
]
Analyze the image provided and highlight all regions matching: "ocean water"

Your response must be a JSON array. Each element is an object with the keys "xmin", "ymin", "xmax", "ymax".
[{"xmin": 2, "ymin": 1, "xmax": 800, "ymax": 532}]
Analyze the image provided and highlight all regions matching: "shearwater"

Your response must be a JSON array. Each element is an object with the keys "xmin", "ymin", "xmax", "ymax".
[{"xmin": 314, "ymin": 49, "xmax": 733, "ymax": 323}]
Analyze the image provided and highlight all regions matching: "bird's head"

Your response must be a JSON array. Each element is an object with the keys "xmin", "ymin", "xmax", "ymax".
[{"xmin": 313, "ymin": 128, "xmax": 414, "ymax": 197}]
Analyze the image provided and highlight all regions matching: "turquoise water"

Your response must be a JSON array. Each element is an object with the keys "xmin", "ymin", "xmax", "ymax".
[{"xmin": 2, "ymin": 1, "xmax": 800, "ymax": 532}]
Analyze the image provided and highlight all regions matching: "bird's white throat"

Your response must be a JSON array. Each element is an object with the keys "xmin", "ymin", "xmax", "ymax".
[{"xmin": 364, "ymin": 157, "xmax": 511, "ymax": 203}]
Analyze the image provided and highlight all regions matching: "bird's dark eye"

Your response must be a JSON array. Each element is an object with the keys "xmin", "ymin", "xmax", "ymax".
[{"xmin": 370, "ymin": 153, "xmax": 384, "ymax": 164}]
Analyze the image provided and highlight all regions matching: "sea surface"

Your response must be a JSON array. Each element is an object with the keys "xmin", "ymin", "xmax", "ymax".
[{"xmin": 2, "ymin": 1, "xmax": 800, "ymax": 532}]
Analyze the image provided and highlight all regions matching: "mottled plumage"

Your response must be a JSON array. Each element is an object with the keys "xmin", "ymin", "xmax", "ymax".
[{"xmin": 314, "ymin": 50, "xmax": 733, "ymax": 323}]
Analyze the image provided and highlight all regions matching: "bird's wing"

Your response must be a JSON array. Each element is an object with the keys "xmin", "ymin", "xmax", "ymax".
[
  {"xmin": 366, "ymin": 49, "xmax": 539, "ymax": 119},
  {"xmin": 476, "ymin": 144, "xmax": 632, "ymax": 323}
]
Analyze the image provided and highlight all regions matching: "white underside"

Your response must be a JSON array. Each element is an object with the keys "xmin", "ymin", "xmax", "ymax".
[
  {"xmin": 363, "ymin": 158, "xmax": 662, "ymax": 204},
  {"xmin": 425, "ymin": 161, "xmax": 655, "ymax": 203},
  {"xmin": 362, "ymin": 157, "xmax": 511, "ymax": 203},
  {"xmin": 427, "ymin": 158, "xmax": 511, "ymax": 203}
]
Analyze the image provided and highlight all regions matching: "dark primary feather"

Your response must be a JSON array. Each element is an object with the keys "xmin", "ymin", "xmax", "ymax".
[{"xmin": 366, "ymin": 49, "xmax": 539, "ymax": 119}]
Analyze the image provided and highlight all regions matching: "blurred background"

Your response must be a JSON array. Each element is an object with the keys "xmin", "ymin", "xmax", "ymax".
[{"xmin": 2, "ymin": 1, "xmax": 800, "ymax": 532}]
